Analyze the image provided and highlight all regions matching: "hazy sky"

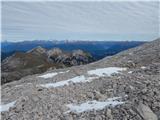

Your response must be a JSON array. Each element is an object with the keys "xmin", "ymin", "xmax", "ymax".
[{"xmin": 1, "ymin": 1, "xmax": 160, "ymax": 41}]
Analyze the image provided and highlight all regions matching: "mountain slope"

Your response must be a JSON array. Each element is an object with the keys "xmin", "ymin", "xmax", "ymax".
[
  {"xmin": 1, "ymin": 38, "xmax": 160, "ymax": 120},
  {"xmin": 1, "ymin": 47, "xmax": 93, "ymax": 84}
]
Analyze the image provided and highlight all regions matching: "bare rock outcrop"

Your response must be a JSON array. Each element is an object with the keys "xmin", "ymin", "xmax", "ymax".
[
  {"xmin": 1, "ymin": 47, "xmax": 93, "ymax": 84},
  {"xmin": 137, "ymin": 103, "xmax": 158, "ymax": 120}
]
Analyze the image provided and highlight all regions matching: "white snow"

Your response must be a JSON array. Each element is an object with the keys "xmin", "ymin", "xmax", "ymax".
[
  {"xmin": 59, "ymin": 70, "xmax": 69, "ymax": 74},
  {"xmin": 15, "ymin": 83, "xmax": 32, "ymax": 88},
  {"xmin": 39, "ymin": 67, "xmax": 126, "ymax": 88},
  {"xmin": 141, "ymin": 66, "xmax": 146, "ymax": 69},
  {"xmin": 40, "ymin": 76, "xmax": 98, "ymax": 88},
  {"xmin": 38, "ymin": 70, "xmax": 69, "ymax": 79},
  {"xmin": 87, "ymin": 67, "xmax": 126, "ymax": 77},
  {"xmin": 65, "ymin": 97, "xmax": 125, "ymax": 113},
  {"xmin": 128, "ymin": 71, "xmax": 133, "ymax": 74},
  {"xmin": 0, "ymin": 101, "xmax": 16, "ymax": 112},
  {"xmin": 38, "ymin": 73, "xmax": 58, "ymax": 79}
]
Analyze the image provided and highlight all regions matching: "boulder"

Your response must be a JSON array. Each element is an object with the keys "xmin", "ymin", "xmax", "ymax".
[{"xmin": 137, "ymin": 103, "xmax": 158, "ymax": 120}]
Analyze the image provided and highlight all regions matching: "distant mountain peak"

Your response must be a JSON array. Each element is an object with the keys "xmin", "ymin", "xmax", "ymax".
[
  {"xmin": 72, "ymin": 49, "xmax": 84, "ymax": 56},
  {"xmin": 47, "ymin": 48, "xmax": 63, "ymax": 56},
  {"xmin": 27, "ymin": 46, "xmax": 47, "ymax": 55}
]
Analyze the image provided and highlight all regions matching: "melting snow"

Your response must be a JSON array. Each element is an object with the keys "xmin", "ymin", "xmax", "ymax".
[
  {"xmin": 0, "ymin": 101, "xmax": 16, "ymax": 112},
  {"xmin": 39, "ymin": 67, "xmax": 126, "ymax": 88},
  {"xmin": 65, "ymin": 97, "xmax": 125, "ymax": 113},
  {"xmin": 15, "ymin": 83, "xmax": 32, "ymax": 88},
  {"xmin": 128, "ymin": 71, "xmax": 133, "ymax": 74},
  {"xmin": 141, "ymin": 66, "xmax": 146, "ymax": 69},
  {"xmin": 87, "ymin": 67, "xmax": 126, "ymax": 77},
  {"xmin": 40, "ymin": 76, "xmax": 97, "ymax": 88},
  {"xmin": 38, "ymin": 73, "xmax": 58, "ymax": 79},
  {"xmin": 38, "ymin": 70, "xmax": 69, "ymax": 79},
  {"xmin": 59, "ymin": 70, "xmax": 70, "ymax": 74}
]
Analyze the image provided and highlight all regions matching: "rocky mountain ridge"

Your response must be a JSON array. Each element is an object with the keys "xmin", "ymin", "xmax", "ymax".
[
  {"xmin": 1, "ymin": 47, "xmax": 93, "ymax": 84},
  {"xmin": 1, "ymin": 38, "xmax": 160, "ymax": 120}
]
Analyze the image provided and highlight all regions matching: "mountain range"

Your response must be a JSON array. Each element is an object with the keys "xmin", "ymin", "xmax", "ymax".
[
  {"xmin": 1, "ymin": 38, "xmax": 160, "ymax": 120},
  {"xmin": 1, "ymin": 47, "xmax": 93, "ymax": 84},
  {"xmin": 1, "ymin": 40, "xmax": 145, "ymax": 61}
]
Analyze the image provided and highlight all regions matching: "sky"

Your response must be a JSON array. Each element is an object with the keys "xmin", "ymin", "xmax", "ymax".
[{"xmin": 1, "ymin": 0, "xmax": 160, "ymax": 42}]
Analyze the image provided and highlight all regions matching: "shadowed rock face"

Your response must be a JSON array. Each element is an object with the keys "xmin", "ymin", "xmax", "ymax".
[
  {"xmin": 47, "ymin": 48, "xmax": 63, "ymax": 56},
  {"xmin": 48, "ymin": 48, "xmax": 93, "ymax": 66},
  {"xmin": 27, "ymin": 46, "xmax": 47, "ymax": 55},
  {"xmin": 1, "ymin": 38, "xmax": 160, "ymax": 120},
  {"xmin": 1, "ymin": 47, "xmax": 93, "ymax": 84}
]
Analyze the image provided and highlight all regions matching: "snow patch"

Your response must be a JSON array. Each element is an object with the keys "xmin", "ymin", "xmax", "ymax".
[
  {"xmin": 65, "ymin": 97, "xmax": 125, "ymax": 113},
  {"xmin": 59, "ymin": 70, "xmax": 70, "ymax": 74},
  {"xmin": 40, "ymin": 76, "xmax": 98, "ymax": 88},
  {"xmin": 15, "ymin": 83, "xmax": 32, "ymax": 88},
  {"xmin": 38, "ymin": 70, "xmax": 69, "ymax": 79},
  {"xmin": 128, "ymin": 71, "xmax": 133, "ymax": 74},
  {"xmin": 39, "ymin": 67, "xmax": 126, "ymax": 88},
  {"xmin": 141, "ymin": 66, "xmax": 146, "ymax": 69},
  {"xmin": 38, "ymin": 73, "xmax": 58, "ymax": 79},
  {"xmin": 87, "ymin": 67, "xmax": 126, "ymax": 77},
  {"xmin": 0, "ymin": 101, "xmax": 16, "ymax": 112}
]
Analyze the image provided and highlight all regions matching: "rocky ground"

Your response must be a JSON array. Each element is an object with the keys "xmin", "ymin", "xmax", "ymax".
[{"xmin": 1, "ymin": 38, "xmax": 160, "ymax": 120}]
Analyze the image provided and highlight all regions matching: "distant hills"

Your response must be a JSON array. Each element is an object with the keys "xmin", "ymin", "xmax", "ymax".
[{"xmin": 1, "ymin": 40, "xmax": 146, "ymax": 61}]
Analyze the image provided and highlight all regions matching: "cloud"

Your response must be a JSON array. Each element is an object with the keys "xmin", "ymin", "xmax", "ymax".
[{"xmin": 1, "ymin": 1, "xmax": 159, "ymax": 41}]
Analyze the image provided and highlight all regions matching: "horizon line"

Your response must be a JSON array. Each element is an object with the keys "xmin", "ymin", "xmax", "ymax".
[{"xmin": 1, "ymin": 39, "xmax": 150, "ymax": 43}]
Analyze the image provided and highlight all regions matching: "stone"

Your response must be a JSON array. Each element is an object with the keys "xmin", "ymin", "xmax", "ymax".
[
  {"xmin": 137, "ymin": 103, "xmax": 158, "ymax": 120},
  {"xmin": 106, "ymin": 109, "xmax": 113, "ymax": 119},
  {"xmin": 93, "ymin": 90, "xmax": 105, "ymax": 100}
]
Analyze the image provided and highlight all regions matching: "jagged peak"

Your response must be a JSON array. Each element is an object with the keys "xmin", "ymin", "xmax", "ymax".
[
  {"xmin": 27, "ymin": 46, "xmax": 47, "ymax": 54},
  {"xmin": 47, "ymin": 48, "xmax": 63, "ymax": 56},
  {"xmin": 72, "ymin": 49, "xmax": 85, "ymax": 56}
]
